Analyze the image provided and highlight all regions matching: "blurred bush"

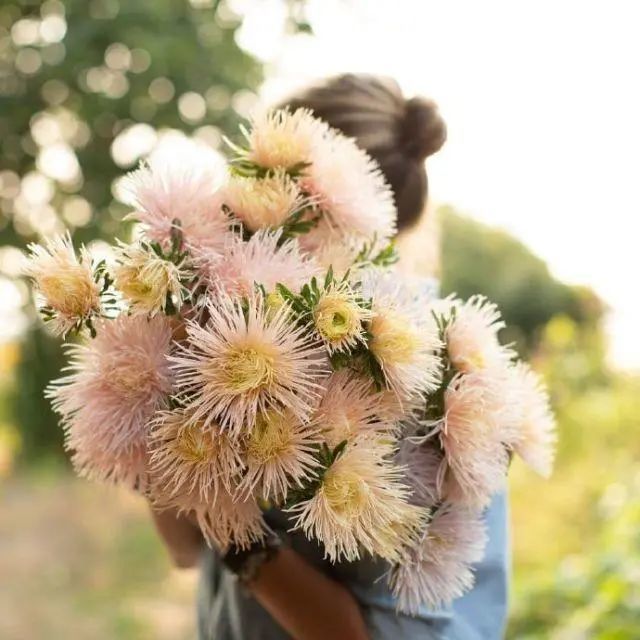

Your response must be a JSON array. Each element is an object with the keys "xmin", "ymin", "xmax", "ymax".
[{"xmin": 439, "ymin": 206, "xmax": 604, "ymax": 354}]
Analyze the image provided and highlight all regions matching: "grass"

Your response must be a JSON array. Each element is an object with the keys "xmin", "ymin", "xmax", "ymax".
[{"xmin": 0, "ymin": 471, "xmax": 198, "ymax": 640}]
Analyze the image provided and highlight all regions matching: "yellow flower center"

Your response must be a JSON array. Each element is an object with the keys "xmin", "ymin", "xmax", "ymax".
[
  {"xmin": 314, "ymin": 293, "xmax": 361, "ymax": 344},
  {"xmin": 175, "ymin": 422, "xmax": 217, "ymax": 464},
  {"xmin": 116, "ymin": 257, "xmax": 176, "ymax": 311},
  {"xmin": 322, "ymin": 467, "xmax": 369, "ymax": 517},
  {"xmin": 39, "ymin": 266, "xmax": 98, "ymax": 317},
  {"xmin": 369, "ymin": 311, "xmax": 419, "ymax": 364},
  {"xmin": 222, "ymin": 344, "xmax": 276, "ymax": 394},
  {"xmin": 247, "ymin": 410, "xmax": 293, "ymax": 464}
]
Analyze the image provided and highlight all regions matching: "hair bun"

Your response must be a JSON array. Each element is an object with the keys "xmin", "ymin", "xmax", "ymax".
[{"xmin": 400, "ymin": 97, "xmax": 447, "ymax": 161}]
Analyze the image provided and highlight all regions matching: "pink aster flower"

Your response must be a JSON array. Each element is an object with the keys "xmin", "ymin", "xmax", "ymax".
[
  {"xmin": 396, "ymin": 439, "xmax": 446, "ymax": 508},
  {"xmin": 69, "ymin": 434, "xmax": 149, "ymax": 489},
  {"xmin": 171, "ymin": 292, "xmax": 328, "ymax": 438},
  {"xmin": 47, "ymin": 315, "xmax": 174, "ymax": 490},
  {"xmin": 361, "ymin": 269, "xmax": 442, "ymax": 402},
  {"xmin": 122, "ymin": 136, "xmax": 231, "ymax": 254},
  {"xmin": 389, "ymin": 504, "xmax": 488, "ymax": 613},
  {"xmin": 24, "ymin": 233, "xmax": 101, "ymax": 336},
  {"xmin": 312, "ymin": 369, "xmax": 398, "ymax": 448},
  {"xmin": 301, "ymin": 128, "xmax": 397, "ymax": 245},
  {"xmin": 507, "ymin": 362, "xmax": 556, "ymax": 477},
  {"xmin": 440, "ymin": 295, "xmax": 515, "ymax": 374},
  {"xmin": 240, "ymin": 407, "xmax": 321, "ymax": 502},
  {"xmin": 149, "ymin": 407, "xmax": 245, "ymax": 504},
  {"xmin": 440, "ymin": 371, "xmax": 516, "ymax": 508},
  {"xmin": 204, "ymin": 229, "xmax": 320, "ymax": 298}
]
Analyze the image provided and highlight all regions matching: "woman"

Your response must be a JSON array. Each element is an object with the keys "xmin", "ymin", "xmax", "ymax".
[{"xmin": 153, "ymin": 74, "xmax": 509, "ymax": 640}]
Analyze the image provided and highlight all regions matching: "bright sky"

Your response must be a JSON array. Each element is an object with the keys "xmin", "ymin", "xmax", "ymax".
[{"xmin": 233, "ymin": 0, "xmax": 640, "ymax": 369}]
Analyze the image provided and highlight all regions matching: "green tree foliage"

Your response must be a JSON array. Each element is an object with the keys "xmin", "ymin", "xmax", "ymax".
[
  {"xmin": 0, "ymin": 0, "xmax": 265, "ymax": 461},
  {"xmin": 439, "ymin": 206, "xmax": 603, "ymax": 353}
]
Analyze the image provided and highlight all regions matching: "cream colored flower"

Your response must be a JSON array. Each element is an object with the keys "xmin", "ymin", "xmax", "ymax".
[
  {"xmin": 289, "ymin": 439, "xmax": 426, "ymax": 562},
  {"xmin": 241, "ymin": 407, "xmax": 320, "ymax": 501},
  {"xmin": 225, "ymin": 171, "xmax": 303, "ymax": 232},
  {"xmin": 313, "ymin": 281, "xmax": 371, "ymax": 354},
  {"xmin": 361, "ymin": 269, "xmax": 442, "ymax": 401},
  {"xmin": 25, "ymin": 233, "xmax": 101, "ymax": 336},
  {"xmin": 113, "ymin": 242, "xmax": 186, "ymax": 316},
  {"xmin": 149, "ymin": 407, "xmax": 244, "ymax": 505},
  {"xmin": 246, "ymin": 108, "xmax": 326, "ymax": 170}
]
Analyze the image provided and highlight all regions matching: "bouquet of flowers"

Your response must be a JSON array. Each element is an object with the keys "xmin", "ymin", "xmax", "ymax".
[{"xmin": 24, "ymin": 108, "xmax": 556, "ymax": 613}]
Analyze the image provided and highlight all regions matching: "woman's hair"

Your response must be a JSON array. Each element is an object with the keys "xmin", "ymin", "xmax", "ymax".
[{"xmin": 280, "ymin": 74, "xmax": 447, "ymax": 231}]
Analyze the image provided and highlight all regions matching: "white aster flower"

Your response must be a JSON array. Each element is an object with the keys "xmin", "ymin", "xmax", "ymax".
[
  {"xmin": 205, "ymin": 229, "xmax": 319, "ymax": 299},
  {"xmin": 289, "ymin": 438, "xmax": 426, "ymax": 563},
  {"xmin": 149, "ymin": 407, "xmax": 244, "ymax": 505},
  {"xmin": 313, "ymin": 369, "xmax": 398, "ymax": 448}
]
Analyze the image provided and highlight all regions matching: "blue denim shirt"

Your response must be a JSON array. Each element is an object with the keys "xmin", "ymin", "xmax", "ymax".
[{"xmin": 197, "ymin": 492, "xmax": 509, "ymax": 640}]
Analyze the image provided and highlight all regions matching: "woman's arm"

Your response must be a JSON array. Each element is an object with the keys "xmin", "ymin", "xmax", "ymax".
[
  {"xmin": 248, "ymin": 546, "xmax": 369, "ymax": 640},
  {"xmin": 151, "ymin": 509, "xmax": 369, "ymax": 640},
  {"xmin": 150, "ymin": 507, "xmax": 203, "ymax": 568}
]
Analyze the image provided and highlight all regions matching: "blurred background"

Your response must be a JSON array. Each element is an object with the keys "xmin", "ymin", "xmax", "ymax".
[{"xmin": 1, "ymin": 1, "xmax": 639, "ymax": 638}]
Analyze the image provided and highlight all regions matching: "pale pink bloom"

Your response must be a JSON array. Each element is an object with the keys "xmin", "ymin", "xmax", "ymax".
[
  {"xmin": 70, "ymin": 436, "xmax": 149, "ymax": 490},
  {"xmin": 158, "ymin": 483, "xmax": 265, "ymax": 551},
  {"xmin": 313, "ymin": 369, "xmax": 398, "ymax": 448},
  {"xmin": 301, "ymin": 128, "xmax": 396, "ymax": 246},
  {"xmin": 204, "ymin": 229, "xmax": 320, "ymax": 298},
  {"xmin": 440, "ymin": 371, "xmax": 515, "ymax": 508},
  {"xmin": 122, "ymin": 137, "xmax": 231, "ymax": 254},
  {"xmin": 171, "ymin": 292, "xmax": 328, "ymax": 437},
  {"xmin": 507, "ymin": 362, "xmax": 556, "ymax": 477},
  {"xmin": 224, "ymin": 170, "xmax": 305, "ymax": 232},
  {"xmin": 441, "ymin": 295, "xmax": 515, "ymax": 374},
  {"xmin": 149, "ymin": 407, "xmax": 245, "ymax": 505},
  {"xmin": 307, "ymin": 233, "xmax": 366, "ymax": 281},
  {"xmin": 362, "ymin": 269, "xmax": 442, "ymax": 402},
  {"xmin": 241, "ymin": 407, "xmax": 321, "ymax": 501},
  {"xmin": 47, "ymin": 315, "xmax": 174, "ymax": 489},
  {"xmin": 245, "ymin": 108, "xmax": 327, "ymax": 170},
  {"xmin": 389, "ymin": 504, "xmax": 487, "ymax": 613},
  {"xmin": 288, "ymin": 438, "xmax": 426, "ymax": 563},
  {"xmin": 396, "ymin": 439, "xmax": 446, "ymax": 508},
  {"xmin": 25, "ymin": 233, "xmax": 101, "ymax": 336}
]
